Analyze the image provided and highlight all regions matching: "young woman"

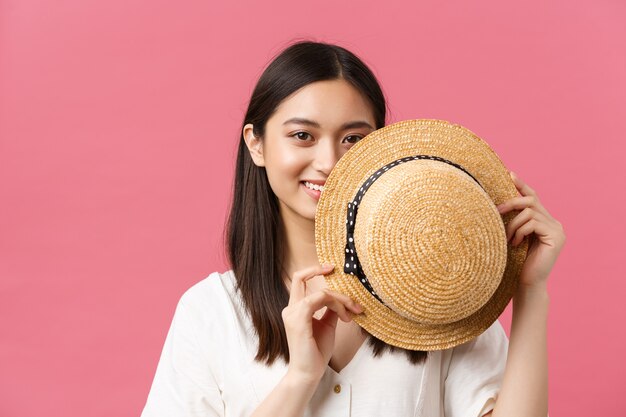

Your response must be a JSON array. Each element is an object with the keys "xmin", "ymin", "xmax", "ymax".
[{"xmin": 141, "ymin": 40, "xmax": 565, "ymax": 417}]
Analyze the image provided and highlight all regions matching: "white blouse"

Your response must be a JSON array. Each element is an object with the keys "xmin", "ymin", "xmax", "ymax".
[{"xmin": 141, "ymin": 270, "xmax": 509, "ymax": 417}]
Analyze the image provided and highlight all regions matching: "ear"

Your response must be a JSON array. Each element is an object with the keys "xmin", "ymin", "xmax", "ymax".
[{"xmin": 242, "ymin": 123, "xmax": 265, "ymax": 167}]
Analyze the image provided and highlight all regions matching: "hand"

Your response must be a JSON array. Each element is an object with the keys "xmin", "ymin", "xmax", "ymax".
[
  {"xmin": 496, "ymin": 171, "xmax": 567, "ymax": 290},
  {"xmin": 281, "ymin": 264, "xmax": 363, "ymax": 384}
]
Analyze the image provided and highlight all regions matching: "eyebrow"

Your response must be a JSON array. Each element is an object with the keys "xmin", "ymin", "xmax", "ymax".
[{"xmin": 282, "ymin": 117, "xmax": 374, "ymax": 130}]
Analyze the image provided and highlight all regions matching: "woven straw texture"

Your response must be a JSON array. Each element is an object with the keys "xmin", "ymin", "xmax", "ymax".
[{"xmin": 314, "ymin": 119, "xmax": 528, "ymax": 350}]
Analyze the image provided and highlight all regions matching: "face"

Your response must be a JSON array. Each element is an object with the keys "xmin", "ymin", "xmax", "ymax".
[{"xmin": 243, "ymin": 79, "xmax": 377, "ymax": 222}]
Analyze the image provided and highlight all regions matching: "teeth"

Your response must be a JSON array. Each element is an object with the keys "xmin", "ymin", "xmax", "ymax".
[{"xmin": 304, "ymin": 181, "xmax": 325, "ymax": 192}]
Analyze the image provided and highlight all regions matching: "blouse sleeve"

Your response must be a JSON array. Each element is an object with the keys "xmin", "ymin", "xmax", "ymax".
[
  {"xmin": 141, "ymin": 293, "xmax": 225, "ymax": 417},
  {"xmin": 443, "ymin": 320, "xmax": 509, "ymax": 417}
]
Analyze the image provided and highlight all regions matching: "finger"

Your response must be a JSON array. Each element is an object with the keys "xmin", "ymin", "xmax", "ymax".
[
  {"xmin": 505, "ymin": 207, "xmax": 547, "ymax": 242},
  {"xmin": 497, "ymin": 195, "xmax": 550, "ymax": 218},
  {"xmin": 511, "ymin": 218, "xmax": 537, "ymax": 246},
  {"xmin": 510, "ymin": 171, "xmax": 537, "ymax": 198},
  {"xmin": 321, "ymin": 289, "xmax": 363, "ymax": 314},
  {"xmin": 498, "ymin": 196, "xmax": 535, "ymax": 212},
  {"xmin": 288, "ymin": 264, "xmax": 334, "ymax": 305},
  {"xmin": 505, "ymin": 207, "xmax": 531, "ymax": 242},
  {"xmin": 512, "ymin": 216, "xmax": 558, "ymax": 247},
  {"xmin": 299, "ymin": 291, "xmax": 352, "ymax": 322}
]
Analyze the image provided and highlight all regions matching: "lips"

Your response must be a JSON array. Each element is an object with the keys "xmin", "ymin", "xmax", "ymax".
[{"xmin": 301, "ymin": 181, "xmax": 323, "ymax": 201}]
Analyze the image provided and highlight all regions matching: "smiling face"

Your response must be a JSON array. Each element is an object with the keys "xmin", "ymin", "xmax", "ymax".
[{"xmin": 243, "ymin": 79, "xmax": 378, "ymax": 222}]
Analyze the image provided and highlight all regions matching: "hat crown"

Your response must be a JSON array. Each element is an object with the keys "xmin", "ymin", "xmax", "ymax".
[
  {"xmin": 354, "ymin": 160, "xmax": 508, "ymax": 325},
  {"xmin": 315, "ymin": 119, "xmax": 529, "ymax": 350}
]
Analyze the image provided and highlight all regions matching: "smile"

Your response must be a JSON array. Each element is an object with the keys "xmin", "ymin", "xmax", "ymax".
[{"xmin": 303, "ymin": 181, "xmax": 325, "ymax": 192}]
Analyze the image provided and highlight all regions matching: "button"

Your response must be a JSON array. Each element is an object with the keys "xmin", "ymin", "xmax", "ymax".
[{"xmin": 333, "ymin": 384, "xmax": 341, "ymax": 394}]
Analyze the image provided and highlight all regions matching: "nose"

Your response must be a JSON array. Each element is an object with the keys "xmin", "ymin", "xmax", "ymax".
[{"xmin": 312, "ymin": 138, "xmax": 340, "ymax": 175}]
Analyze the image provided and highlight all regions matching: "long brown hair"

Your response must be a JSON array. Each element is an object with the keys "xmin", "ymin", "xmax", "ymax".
[{"xmin": 225, "ymin": 40, "xmax": 427, "ymax": 366}]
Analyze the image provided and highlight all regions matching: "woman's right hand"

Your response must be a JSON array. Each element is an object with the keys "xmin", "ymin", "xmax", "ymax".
[{"xmin": 281, "ymin": 263, "xmax": 363, "ymax": 385}]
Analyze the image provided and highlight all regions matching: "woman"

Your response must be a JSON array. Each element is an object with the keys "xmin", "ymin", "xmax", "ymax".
[{"xmin": 141, "ymin": 40, "xmax": 565, "ymax": 417}]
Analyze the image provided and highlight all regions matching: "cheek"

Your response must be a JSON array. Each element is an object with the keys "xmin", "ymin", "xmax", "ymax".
[{"xmin": 264, "ymin": 148, "xmax": 308, "ymax": 190}]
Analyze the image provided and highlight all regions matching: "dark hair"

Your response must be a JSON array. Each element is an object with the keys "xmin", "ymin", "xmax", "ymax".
[{"xmin": 225, "ymin": 40, "xmax": 427, "ymax": 366}]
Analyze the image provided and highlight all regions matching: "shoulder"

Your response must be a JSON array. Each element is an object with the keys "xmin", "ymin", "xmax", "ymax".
[
  {"xmin": 476, "ymin": 319, "xmax": 509, "ymax": 350},
  {"xmin": 174, "ymin": 270, "xmax": 245, "ymax": 330},
  {"xmin": 455, "ymin": 320, "xmax": 508, "ymax": 353},
  {"xmin": 178, "ymin": 269, "xmax": 238, "ymax": 308},
  {"xmin": 443, "ymin": 320, "xmax": 509, "ymax": 375}
]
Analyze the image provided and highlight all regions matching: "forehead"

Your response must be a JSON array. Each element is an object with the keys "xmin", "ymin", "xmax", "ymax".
[{"xmin": 270, "ymin": 79, "xmax": 376, "ymax": 127}]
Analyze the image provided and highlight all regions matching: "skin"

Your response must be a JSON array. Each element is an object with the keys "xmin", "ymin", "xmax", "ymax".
[
  {"xmin": 244, "ymin": 79, "xmax": 377, "ymax": 274},
  {"xmin": 243, "ymin": 79, "xmax": 373, "ymax": 380},
  {"xmin": 243, "ymin": 79, "xmax": 566, "ymax": 417}
]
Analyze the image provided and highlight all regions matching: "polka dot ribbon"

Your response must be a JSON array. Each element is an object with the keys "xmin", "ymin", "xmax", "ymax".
[{"xmin": 344, "ymin": 155, "xmax": 485, "ymax": 305}]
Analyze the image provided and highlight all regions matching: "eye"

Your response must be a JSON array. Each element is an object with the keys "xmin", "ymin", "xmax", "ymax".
[
  {"xmin": 291, "ymin": 131, "xmax": 313, "ymax": 141},
  {"xmin": 344, "ymin": 135, "xmax": 364, "ymax": 144}
]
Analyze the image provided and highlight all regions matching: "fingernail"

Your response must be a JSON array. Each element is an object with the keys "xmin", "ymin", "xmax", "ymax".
[
  {"xmin": 322, "ymin": 263, "xmax": 334, "ymax": 269},
  {"xmin": 355, "ymin": 303, "xmax": 364, "ymax": 312},
  {"xmin": 510, "ymin": 171, "xmax": 516, "ymax": 178}
]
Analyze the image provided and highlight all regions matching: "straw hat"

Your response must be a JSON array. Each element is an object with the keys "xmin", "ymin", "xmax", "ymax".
[{"xmin": 314, "ymin": 119, "xmax": 529, "ymax": 351}]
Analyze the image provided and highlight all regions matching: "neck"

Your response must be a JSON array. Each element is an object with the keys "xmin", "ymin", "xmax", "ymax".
[{"xmin": 279, "ymin": 202, "xmax": 318, "ymax": 280}]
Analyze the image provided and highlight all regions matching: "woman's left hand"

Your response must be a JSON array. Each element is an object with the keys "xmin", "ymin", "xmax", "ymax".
[{"xmin": 496, "ymin": 171, "xmax": 567, "ymax": 290}]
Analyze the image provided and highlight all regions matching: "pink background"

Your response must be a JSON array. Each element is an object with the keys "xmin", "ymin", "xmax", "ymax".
[{"xmin": 1, "ymin": 0, "xmax": 624, "ymax": 416}]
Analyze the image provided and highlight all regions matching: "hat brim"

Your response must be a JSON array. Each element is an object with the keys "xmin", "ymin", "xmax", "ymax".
[{"xmin": 314, "ymin": 119, "xmax": 528, "ymax": 350}]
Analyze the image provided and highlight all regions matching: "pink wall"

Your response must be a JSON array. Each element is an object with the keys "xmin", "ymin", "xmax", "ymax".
[{"xmin": 1, "ymin": 1, "xmax": 624, "ymax": 416}]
